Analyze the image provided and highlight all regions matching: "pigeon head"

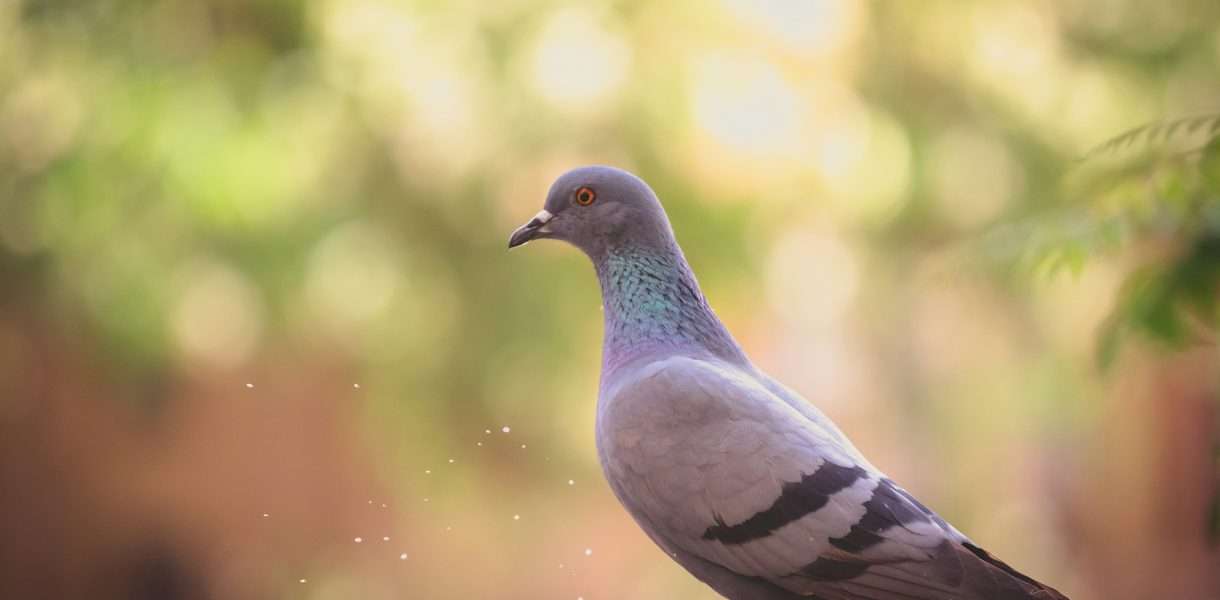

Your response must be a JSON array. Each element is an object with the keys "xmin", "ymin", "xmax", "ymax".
[{"xmin": 508, "ymin": 166, "xmax": 674, "ymax": 257}]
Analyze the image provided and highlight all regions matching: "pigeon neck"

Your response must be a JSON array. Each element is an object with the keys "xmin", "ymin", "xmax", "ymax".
[{"xmin": 593, "ymin": 242, "xmax": 747, "ymax": 375}]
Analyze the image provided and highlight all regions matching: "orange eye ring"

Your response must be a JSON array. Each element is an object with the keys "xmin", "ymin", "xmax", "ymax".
[{"xmin": 574, "ymin": 186, "xmax": 597, "ymax": 206}]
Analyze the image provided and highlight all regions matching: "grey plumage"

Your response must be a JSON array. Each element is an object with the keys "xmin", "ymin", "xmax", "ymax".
[{"xmin": 509, "ymin": 166, "xmax": 1068, "ymax": 600}]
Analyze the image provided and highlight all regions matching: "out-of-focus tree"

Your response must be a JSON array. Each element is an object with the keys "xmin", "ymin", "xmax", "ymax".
[
  {"xmin": 986, "ymin": 112, "xmax": 1220, "ymax": 551},
  {"xmin": 2, "ymin": 1, "xmax": 1220, "ymax": 598}
]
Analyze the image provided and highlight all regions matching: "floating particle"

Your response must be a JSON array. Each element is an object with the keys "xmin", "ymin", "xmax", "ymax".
[
  {"xmin": 399, "ymin": 553, "xmax": 408, "ymax": 560},
  {"xmin": 354, "ymin": 537, "xmax": 363, "ymax": 543},
  {"xmin": 299, "ymin": 579, "xmax": 307, "ymax": 584},
  {"xmin": 383, "ymin": 536, "xmax": 390, "ymax": 541},
  {"xmin": 245, "ymin": 383, "xmax": 254, "ymax": 389},
  {"xmin": 353, "ymin": 383, "xmax": 361, "ymax": 389},
  {"xmin": 501, "ymin": 426, "xmax": 511, "ymax": 433},
  {"xmin": 380, "ymin": 503, "xmax": 387, "ymax": 508},
  {"xmin": 448, "ymin": 458, "xmax": 454, "ymax": 464},
  {"xmin": 568, "ymin": 480, "xmax": 575, "ymax": 486},
  {"xmin": 520, "ymin": 444, "xmax": 527, "ymax": 449},
  {"xmin": 423, "ymin": 498, "xmax": 430, "ymax": 503},
  {"xmin": 484, "ymin": 429, "xmax": 491, "ymax": 435},
  {"xmin": 476, "ymin": 442, "xmax": 483, "ymax": 447},
  {"xmin": 424, "ymin": 469, "xmax": 431, "ymax": 475},
  {"xmin": 262, "ymin": 513, "xmax": 269, "ymax": 518},
  {"xmin": 584, "ymin": 548, "xmax": 592, "ymax": 556},
  {"xmin": 513, "ymin": 514, "xmax": 520, "ymax": 521}
]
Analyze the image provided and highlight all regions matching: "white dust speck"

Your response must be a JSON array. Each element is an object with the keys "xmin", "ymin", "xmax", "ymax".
[
  {"xmin": 399, "ymin": 553, "xmax": 408, "ymax": 560},
  {"xmin": 448, "ymin": 458, "xmax": 454, "ymax": 464},
  {"xmin": 262, "ymin": 513, "xmax": 269, "ymax": 518},
  {"xmin": 568, "ymin": 479, "xmax": 575, "ymax": 486},
  {"xmin": 383, "ymin": 536, "xmax": 390, "ymax": 541},
  {"xmin": 476, "ymin": 442, "xmax": 483, "ymax": 447},
  {"xmin": 558, "ymin": 563, "xmax": 565, "ymax": 569},
  {"xmin": 299, "ymin": 579, "xmax": 307, "ymax": 584},
  {"xmin": 354, "ymin": 537, "xmax": 363, "ymax": 543},
  {"xmin": 353, "ymin": 383, "xmax": 360, "ymax": 389},
  {"xmin": 367, "ymin": 500, "xmax": 373, "ymax": 504},
  {"xmin": 584, "ymin": 548, "xmax": 592, "ymax": 556},
  {"xmin": 380, "ymin": 503, "xmax": 387, "ymax": 508},
  {"xmin": 484, "ymin": 429, "xmax": 491, "ymax": 435},
  {"xmin": 520, "ymin": 444, "xmax": 527, "ymax": 449},
  {"xmin": 245, "ymin": 383, "xmax": 254, "ymax": 389},
  {"xmin": 423, "ymin": 498, "xmax": 430, "ymax": 503},
  {"xmin": 425, "ymin": 469, "xmax": 431, "ymax": 475},
  {"xmin": 501, "ymin": 426, "xmax": 511, "ymax": 433},
  {"xmin": 445, "ymin": 525, "xmax": 452, "ymax": 531},
  {"xmin": 513, "ymin": 514, "xmax": 520, "ymax": 521}
]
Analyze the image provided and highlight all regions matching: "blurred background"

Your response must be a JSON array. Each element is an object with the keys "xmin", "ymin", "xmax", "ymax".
[{"xmin": 2, "ymin": 1, "xmax": 1219, "ymax": 598}]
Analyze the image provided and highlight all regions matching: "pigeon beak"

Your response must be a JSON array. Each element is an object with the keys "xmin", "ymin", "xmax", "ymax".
[{"xmin": 508, "ymin": 209, "xmax": 554, "ymax": 248}]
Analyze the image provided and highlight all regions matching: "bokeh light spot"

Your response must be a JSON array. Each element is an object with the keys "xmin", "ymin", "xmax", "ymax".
[
  {"xmin": 928, "ymin": 127, "xmax": 1023, "ymax": 229},
  {"xmin": 766, "ymin": 228, "xmax": 860, "ymax": 331},
  {"xmin": 306, "ymin": 221, "xmax": 405, "ymax": 334},
  {"xmin": 172, "ymin": 259, "xmax": 265, "ymax": 370},
  {"xmin": 530, "ymin": 8, "xmax": 631, "ymax": 114}
]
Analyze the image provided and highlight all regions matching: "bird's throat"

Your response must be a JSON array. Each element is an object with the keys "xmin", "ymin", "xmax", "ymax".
[{"xmin": 594, "ymin": 245, "xmax": 746, "ymax": 375}]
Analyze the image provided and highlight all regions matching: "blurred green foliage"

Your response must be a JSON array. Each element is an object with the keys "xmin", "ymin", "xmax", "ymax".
[
  {"xmin": 3, "ymin": 1, "xmax": 1220, "ymax": 598},
  {"xmin": 989, "ymin": 115, "xmax": 1220, "ymax": 368},
  {"xmin": 993, "ymin": 111, "xmax": 1220, "ymax": 552}
]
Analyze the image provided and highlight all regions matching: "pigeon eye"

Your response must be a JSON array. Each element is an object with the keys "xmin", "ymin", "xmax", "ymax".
[{"xmin": 574, "ymin": 187, "xmax": 597, "ymax": 206}]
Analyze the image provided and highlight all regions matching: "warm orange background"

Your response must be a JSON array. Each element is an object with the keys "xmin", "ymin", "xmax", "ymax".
[{"xmin": 2, "ymin": 1, "xmax": 1219, "ymax": 598}]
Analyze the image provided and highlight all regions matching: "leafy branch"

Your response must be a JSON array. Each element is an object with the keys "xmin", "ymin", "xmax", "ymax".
[{"xmin": 985, "ymin": 113, "xmax": 1220, "ymax": 367}]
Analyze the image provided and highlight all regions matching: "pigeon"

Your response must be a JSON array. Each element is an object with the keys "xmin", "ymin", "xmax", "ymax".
[{"xmin": 508, "ymin": 165, "xmax": 1068, "ymax": 600}]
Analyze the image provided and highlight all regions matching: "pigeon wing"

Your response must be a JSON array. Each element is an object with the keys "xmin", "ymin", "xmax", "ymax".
[{"xmin": 599, "ymin": 356, "xmax": 1066, "ymax": 600}]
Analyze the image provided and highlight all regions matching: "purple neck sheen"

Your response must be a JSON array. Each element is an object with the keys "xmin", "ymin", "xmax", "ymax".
[{"xmin": 593, "ymin": 241, "xmax": 748, "ymax": 379}]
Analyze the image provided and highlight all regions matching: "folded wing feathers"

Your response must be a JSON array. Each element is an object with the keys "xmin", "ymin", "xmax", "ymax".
[
  {"xmin": 701, "ymin": 461, "xmax": 869, "ymax": 545},
  {"xmin": 697, "ymin": 432, "xmax": 1059, "ymax": 598},
  {"xmin": 606, "ymin": 357, "xmax": 1067, "ymax": 599}
]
